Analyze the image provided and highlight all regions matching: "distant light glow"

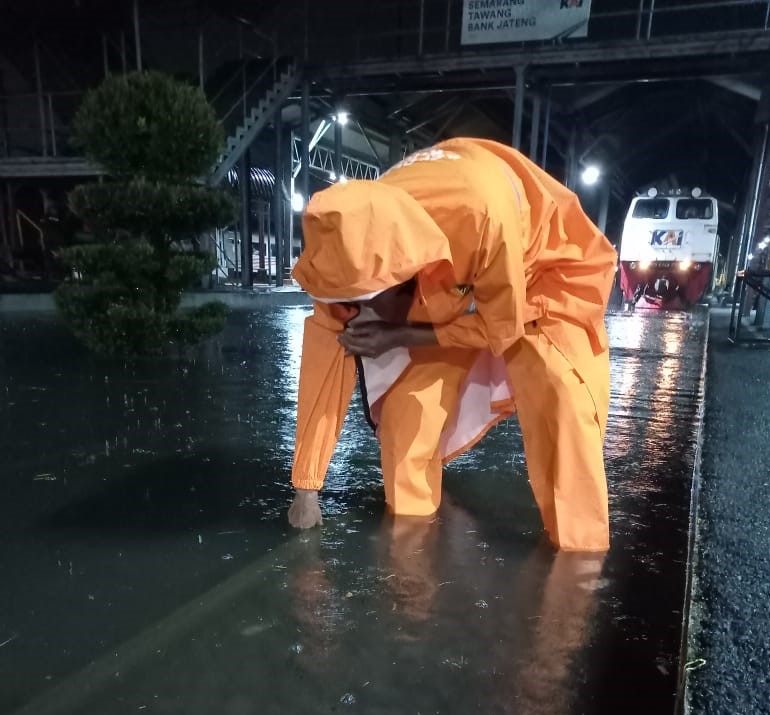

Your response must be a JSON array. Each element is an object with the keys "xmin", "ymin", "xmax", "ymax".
[
  {"xmin": 581, "ymin": 165, "xmax": 601, "ymax": 185},
  {"xmin": 291, "ymin": 192, "xmax": 305, "ymax": 213},
  {"xmin": 639, "ymin": 260, "xmax": 651, "ymax": 270},
  {"xmin": 678, "ymin": 259, "xmax": 692, "ymax": 271},
  {"xmin": 338, "ymin": 175, "xmax": 348, "ymax": 184},
  {"xmin": 334, "ymin": 111, "xmax": 349, "ymax": 126}
]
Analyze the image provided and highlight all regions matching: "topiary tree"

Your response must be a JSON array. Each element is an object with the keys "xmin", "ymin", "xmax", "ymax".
[{"xmin": 55, "ymin": 70, "xmax": 235, "ymax": 356}]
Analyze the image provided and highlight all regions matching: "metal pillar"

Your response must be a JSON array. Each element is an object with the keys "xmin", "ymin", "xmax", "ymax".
[
  {"xmin": 334, "ymin": 114, "xmax": 343, "ymax": 178},
  {"xmin": 33, "ymin": 43, "xmax": 47, "ymax": 157},
  {"xmin": 389, "ymin": 132, "xmax": 402, "ymax": 166},
  {"xmin": 288, "ymin": 129, "xmax": 296, "ymax": 269},
  {"xmin": 266, "ymin": 205, "xmax": 272, "ymax": 281},
  {"xmin": 725, "ymin": 175, "xmax": 754, "ymax": 294},
  {"xmin": 300, "ymin": 80, "xmax": 310, "ymax": 251},
  {"xmin": 728, "ymin": 114, "xmax": 770, "ymax": 293},
  {"xmin": 102, "ymin": 34, "xmax": 110, "ymax": 77},
  {"xmin": 540, "ymin": 93, "xmax": 551, "ymax": 169},
  {"xmin": 566, "ymin": 126, "xmax": 578, "ymax": 190},
  {"xmin": 284, "ymin": 131, "xmax": 292, "ymax": 277},
  {"xmin": 133, "ymin": 0, "xmax": 142, "ymax": 71},
  {"xmin": 47, "ymin": 94, "xmax": 57, "ymax": 156},
  {"xmin": 755, "ymin": 280, "xmax": 769, "ymax": 325},
  {"xmin": 239, "ymin": 149, "xmax": 253, "ymax": 288},
  {"xmin": 274, "ymin": 115, "xmax": 284, "ymax": 287},
  {"xmin": 239, "ymin": 27, "xmax": 247, "ymax": 123},
  {"xmin": 444, "ymin": 0, "xmax": 452, "ymax": 52},
  {"xmin": 512, "ymin": 65, "xmax": 526, "ymax": 150},
  {"xmin": 198, "ymin": 30, "xmax": 205, "ymax": 90},
  {"xmin": 0, "ymin": 67, "xmax": 8, "ymax": 158},
  {"xmin": 646, "ymin": 0, "xmax": 656, "ymax": 39},
  {"xmin": 6, "ymin": 183, "xmax": 16, "ymax": 249},
  {"xmin": 257, "ymin": 199, "xmax": 266, "ymax": 276},
  {"xmin": 418, "ymin": 0, "xmax": 425, "ymax": 56},
  {"xmin": 635, "ymin": 0, "xmax": 645, "ymax": 39},
  {"xmin": 0, "ymin": 183, "xmax": 8, "ymax": 249},
  {"xmin": 529, "ymin": 94, "xmax": 541, "ymax": 161}
]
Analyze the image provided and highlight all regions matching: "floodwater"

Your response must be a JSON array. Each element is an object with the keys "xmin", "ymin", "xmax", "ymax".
[{"xmin": 0, "ymin": 306, "xmax": 708, "ymax": 715}]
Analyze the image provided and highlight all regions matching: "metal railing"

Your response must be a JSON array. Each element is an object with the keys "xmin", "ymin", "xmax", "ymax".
[
  {"xmin": 15, "ymin": 210, "xmax": 45, "ymax": 252},
  {"xmin": 728, "ymin": 269, "xmax": 770, "ymax": 343},
  {"xmin": 215, "ymin": 57, "xmax": 282, "ymax": 140}
]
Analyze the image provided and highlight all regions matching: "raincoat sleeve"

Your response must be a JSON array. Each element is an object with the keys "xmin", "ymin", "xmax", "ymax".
[
  {"xmin": 432, "ymin": 215, "xmax": 527, "ymax": 357},
  {"xmin": 291, "ymin": 302, "xmax": 358, "ymax": 491}
]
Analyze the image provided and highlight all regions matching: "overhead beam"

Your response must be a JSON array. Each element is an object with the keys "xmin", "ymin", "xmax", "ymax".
[
  {"xmin": 708, "ymin": 76, "xmax": 761, "ymax": 101},
  {"xmin": 313, "ymin": 30, "xmax": 770, "ymax": 81},
  {"xmin": 570, "ymin": 84, "xmax": 626, "ymax": 111}
]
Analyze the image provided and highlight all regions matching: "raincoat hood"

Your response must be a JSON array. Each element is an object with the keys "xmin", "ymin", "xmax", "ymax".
[{"xmin": 292, "ymin": 180, "xmax": 454, "ymax": 301}]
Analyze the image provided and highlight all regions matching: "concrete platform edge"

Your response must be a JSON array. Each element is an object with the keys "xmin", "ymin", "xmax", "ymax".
[{"xmin": 677, "ymin": 307, "xmax": 711, "ymax": 715}]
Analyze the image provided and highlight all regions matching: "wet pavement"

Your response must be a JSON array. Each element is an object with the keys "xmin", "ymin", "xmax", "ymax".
[
  {"xmin": 684, "ymin": 308, "xmax": 770, "ymax": 715},
  {"xmin": 0, "ymin": 307, "xmax": 708, "ymax": 715}
]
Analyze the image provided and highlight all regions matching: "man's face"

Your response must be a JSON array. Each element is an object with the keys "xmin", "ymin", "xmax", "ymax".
[{"xmin": 345, "ymin": 278, "xmax": 416, "ymax": 326}]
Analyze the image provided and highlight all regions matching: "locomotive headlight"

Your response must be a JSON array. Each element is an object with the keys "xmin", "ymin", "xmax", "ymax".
[
  {"xmin": 639, "ymin": 260, "xmax": 651, "ymax": 270},
  {"xmin": 678, "ymin": 259, "xmax": 692, "ymax": 271}
]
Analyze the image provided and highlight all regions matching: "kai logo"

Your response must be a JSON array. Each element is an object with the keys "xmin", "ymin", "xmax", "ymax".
[
  {"xmin": 651, "ymin": 230, "xmax": 683, "ymax": 246},
  {"xmin": 560, "ymin": 0, "xmax": 583, "ymax": 7}
]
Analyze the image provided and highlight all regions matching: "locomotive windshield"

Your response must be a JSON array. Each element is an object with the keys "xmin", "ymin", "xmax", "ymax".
[
  {"xmin": 632, "ymin": 198, "xmax": 670, "ymax": 219},
  {"xmin": 676, "ymin": 198, "xmax": 714, "ymax": 220}
]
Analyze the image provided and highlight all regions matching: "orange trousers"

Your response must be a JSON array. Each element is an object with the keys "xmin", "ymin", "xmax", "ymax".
[{"xmin": 376, "ymin": 322, "xmax": 610, "ymax": 552}]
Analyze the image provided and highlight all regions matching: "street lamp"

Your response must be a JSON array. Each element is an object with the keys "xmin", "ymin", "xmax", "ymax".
[{"xmin": 581, "ymin": 165, "xmax": 601, "ymax": 186}]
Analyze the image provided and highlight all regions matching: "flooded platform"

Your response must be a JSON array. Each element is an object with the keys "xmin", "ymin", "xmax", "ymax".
[{"xmin": 0, "ymin": 307, "xmax": 707, "ymax": 715}]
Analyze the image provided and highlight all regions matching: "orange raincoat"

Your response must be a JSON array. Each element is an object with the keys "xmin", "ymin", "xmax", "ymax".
[{"xmin": 291, "ymin": 138, "xmax": 616, "ymax": 551}]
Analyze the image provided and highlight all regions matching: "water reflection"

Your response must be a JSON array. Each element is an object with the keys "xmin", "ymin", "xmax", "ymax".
[
  {"xmin": 0, "ymin": 307, "xmax": 708, "ymax": 715},
  {"xmin": 377, "ymin": 514, "xmax": 441, "ymax": 622},
  {"xmin": 281, "ymin": 503, "xmax": 611, "ymax": 715},
  {"xmin": 610, "ymin": 314, "xmax": 645, "ymax": 427}
]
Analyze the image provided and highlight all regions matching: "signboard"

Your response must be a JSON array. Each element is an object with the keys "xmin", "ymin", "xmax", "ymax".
[{"xmin": 460, "ymin": 0, "xmax": 592, "ymax": 46}]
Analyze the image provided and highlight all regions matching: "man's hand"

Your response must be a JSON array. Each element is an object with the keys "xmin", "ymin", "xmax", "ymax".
[
  {"xmin": 338, "ymin": 321, "xmax": 406, "ymax": 358},
  {"xmin": 288, "ymin": 488, "xmax": 323, "ymax": 529},
  {"xmin": 339, "ymin": 322, "xmax": 437, "ymax": 358}
]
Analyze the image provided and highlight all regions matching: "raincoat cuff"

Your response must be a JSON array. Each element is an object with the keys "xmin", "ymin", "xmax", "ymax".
[{"xmin": 292, "ymin": 478, "xmax": 323, "ymax": 491}]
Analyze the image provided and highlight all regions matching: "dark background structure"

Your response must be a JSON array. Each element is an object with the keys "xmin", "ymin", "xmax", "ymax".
[{"xmin": 2, "ymin": 0, "xmax": 769, "ymax": 290}]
